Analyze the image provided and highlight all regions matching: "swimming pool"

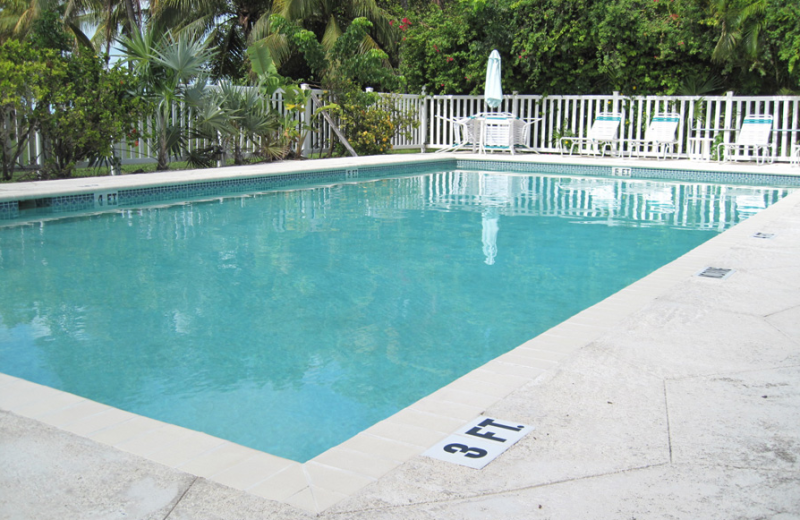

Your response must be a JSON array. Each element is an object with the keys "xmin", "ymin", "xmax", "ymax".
[{"xmin": 0, "ymin": 161, "xmax": 795, "ymax": 462}]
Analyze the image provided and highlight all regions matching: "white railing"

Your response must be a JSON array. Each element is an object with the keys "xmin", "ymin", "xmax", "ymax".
[
  {"xmin": 422, "ymin": 91, "xmax": 800, "ymax": 162},
  {"xmin": 12, "ymin": 90, "xmax": 800, "ymax": 171}
]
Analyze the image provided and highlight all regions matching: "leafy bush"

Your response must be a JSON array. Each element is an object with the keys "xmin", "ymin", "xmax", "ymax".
[
  {"xmin": 330, "ymin": 89, "xmax": 390, "ymax": 155},
  {"xmin": 273, "ymin": 15, "xmax": 418, "ymax": 156},
  {"xmin": 36, "ymin": 51, "xmax": 142, "ymax": 178},
  {"xmin": 398, "ymin": 3, "xmax": 513, "ymax": 95},
  {"xmin": 396, "ymin": 0, "xmax": 798, "ymax": 95},
  {"xmin": 0, "ymin": 18, "xmax": 142, "ymax": 180},
  {"xmin": 0, "ymin": 40, "xmax": 55, "ymax": 181}
]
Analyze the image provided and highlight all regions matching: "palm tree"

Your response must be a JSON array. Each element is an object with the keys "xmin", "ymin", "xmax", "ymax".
[
  {"xmin": 0, "ymin": 0, "xmax": 139, "ymax": 54},
  {"xmin": 0, "ymin": 0, "xmax": 85, "ymax": 45},
  {"xmin": 148, "ymin": 0, "xmax": 275, "ymax": 80},
  {"xmin": 74, "ymin": 0, "xmax": 143, "ymax": 55},
  {"xmin": 120, "ymin": 28, "xmax": 230, "ymax": 169},
  {"xmin": 215, "ymin": 81, "xmax": 284, "ymax": 163},
  {"xmin": 141, "ymin": 0, "xmax": 397, "ymax": 81},
  {"xmin": 710, "ymin": 0, "xmax": 767, "ymax": 63},
  {"xmin": 260, "ymin": 0, "xmax": 397, "ymax": 76}
]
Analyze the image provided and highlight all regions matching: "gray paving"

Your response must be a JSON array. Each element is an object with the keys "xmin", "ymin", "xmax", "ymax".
[{"xmin": 2, "ymin": 157, "xmax": 799, "ymax": 519}]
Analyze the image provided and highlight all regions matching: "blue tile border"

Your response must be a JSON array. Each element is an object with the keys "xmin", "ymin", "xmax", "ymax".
[
  {"xmin": 455, "ymin": 159, "xmax": 800, "ymax": 187},
  {"xmin": 117, "ymin": 169, "xmax": 347, "ymax": 207},
  {"xmin": 51, "ymin": 194, "xmax": 95, "ymax": 213},
  {"xmin": 0, "ymin": 200, "xmax": 19, "ymax": 220},
  {"xmin": 116, "ymin": 161, "xmax": 454, "ymax": 208},
  {"xmin": 2, "ymin": 157, "xmax": 798, "ymax": 222},
  {"xmin": 0, "ymin": 160, "xmax": 455, "ymax": 221}
]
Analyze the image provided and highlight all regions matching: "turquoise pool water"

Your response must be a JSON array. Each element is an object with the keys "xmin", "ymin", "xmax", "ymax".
[{"xmin": 0, "ymin": 170, "xmax": 790, "ymax": 461}]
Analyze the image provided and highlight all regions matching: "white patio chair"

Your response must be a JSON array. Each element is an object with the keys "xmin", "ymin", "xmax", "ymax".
[
  {"xmin": 435, "ymin": 115, "xmax": 481, "ymax": 153},
  {"xmin": 560, "ymin": 112, "xmax": 624, "ymax": 156},
  {"xmin": 625, "ymin": 113, "xmax": 682, "ymax": 160},
  {"xmin": 719, "ymin": 115, "xmax": 775, "ymax": 164},
  {"xmin": 481, "ymin": 115, "xmax": 513, "ymax": 153},
  {"xmin": 480, "ymin": 115, "xmax": 536, "ymax": 155},
  {"xmin": 511, "ymin": 118, "xmax": 538, "ymax": 153}
]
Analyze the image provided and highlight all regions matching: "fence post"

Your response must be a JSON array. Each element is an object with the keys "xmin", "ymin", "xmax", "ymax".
[
  {"xmin": 512, "ymin": 91, "xmax": 519, "ymax": 118},
  {"xmin": 723, "ymin": 90, "xmax": 734, "ymax": 150},
  {"xmin": 420, "ymin": 90, "xmax": 428, "ymax": 152},
  {"xmin": 111, "ymin": 142, "xmax": 122, "ymax": 175},
  {"xmin": 302, "ymin": 84, "xmax": 313, "ymax": 158},
  {"xmin": 612, "ymin": 91, "xmax": 620, "ymax": 115},
  {"xmin": 216, "ymin": 130, "xmax": 224, "ymax": 168}
]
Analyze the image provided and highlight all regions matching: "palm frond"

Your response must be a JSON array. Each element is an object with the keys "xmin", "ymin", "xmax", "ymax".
[
  {"xmin": 247, "ymin": 39, "xmax": 278, "ymax": 76},
  {"xmin": 251, "ymin": 32, "xmax": 291, "ymax": 68},
  {"xmin": 712, "ymin": 29, "xmax": 739, "ymax": 63},
  {"xmin": 274, "ymin": 0, "xmax": 314, "ymax": 20},
  {"xmin": 678, "ymin": 74, "xmax": 724, "ymax": 96},
  {"xmin": 152, "ymin": 33, "xmax": 216, "ymax": 83},
  {"xmin": 320, "ymin": 13, "xmax": 341, "ymax": 51},
  {"xmin": 208, "ymin": 19, "xmax": 246, "ymax": 80},
  {"xmin": 66, "ymin": 20, "xmax": 95, "ymax": 50}
]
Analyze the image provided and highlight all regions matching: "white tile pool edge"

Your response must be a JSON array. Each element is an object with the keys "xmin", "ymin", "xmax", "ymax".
[
  {"xmin": 2, "ymin": 152, "xmax": 799, "ymax": 205},
  {"xmin": 2, "ymin": 155, "xmax": 799, "ymax": 514}
]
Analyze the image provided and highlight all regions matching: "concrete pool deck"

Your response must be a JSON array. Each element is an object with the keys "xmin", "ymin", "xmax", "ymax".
[{"xmin": 1, "ymin": 153, "xmax": 799, "ymax": 518}]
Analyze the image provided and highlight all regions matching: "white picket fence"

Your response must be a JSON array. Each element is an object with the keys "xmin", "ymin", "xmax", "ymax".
[
  {"xmin": 422, "ymin": 91, "xmax": 800, "ymax": 161},
  {"xmin": 14, "ymin": 90, "xmax": 800, "ymax": 169}
]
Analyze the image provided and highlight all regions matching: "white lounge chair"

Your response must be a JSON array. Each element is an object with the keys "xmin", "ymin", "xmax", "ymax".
[
  {"xmin": 719, "ymin": 115, "xmax": 774, "ymax": 164},
  {"xmin": 560, "ymin": 112, "xmax": 623, "ymax": 156},
  {"xmin": 625, "ymin": 113, "xmax": 682, "ymax": 160}
]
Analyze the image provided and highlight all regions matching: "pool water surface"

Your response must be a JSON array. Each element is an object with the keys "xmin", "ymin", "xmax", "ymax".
[{"xmin": 0, "ymin": 169, "xmax": 790, "ymax": 461}]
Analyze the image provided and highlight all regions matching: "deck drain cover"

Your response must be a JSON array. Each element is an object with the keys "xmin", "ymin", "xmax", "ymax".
[
  {"xmin": 752, "ymin": 232, "xmax": 775, "ymax": 239},
  {"xmin": 697, "ymin": 267, "xmax": 734, "ymax": 279}
]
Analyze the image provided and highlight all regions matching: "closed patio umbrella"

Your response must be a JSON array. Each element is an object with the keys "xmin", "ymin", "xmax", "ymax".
[{"xmin": 484, "ymin": 50, "xmax": 503, "ymax": 110}]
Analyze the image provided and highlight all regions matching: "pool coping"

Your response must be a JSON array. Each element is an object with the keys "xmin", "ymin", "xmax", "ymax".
[
  {"xmin": 2, "ymin": 152, "xmax": 799, "ymax": 210},
  {"xmin": 1, "ymin": 153, "xmax": 799, "ymax": 514}
]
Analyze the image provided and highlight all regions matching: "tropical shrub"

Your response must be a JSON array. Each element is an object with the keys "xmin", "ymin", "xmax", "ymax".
[
  {"xmin": 331, "ymin": 89, "xmax": 389, "ymax": 155},
  {"xmin": 273, "ymin": 15, "xmax": 418, "ymax": 156},
  {"xmin": 398, "ymin": 2, "xmax": 514, "ymax": 95},
  {"xmin": 35, "ymin": 50, "xmax": 142, "ymax": 178},
  {"xmin": 120, "ymin": 29, "xmax": 229, "ymax": 170},
  {"xmin": 503, "ymin": 0, "xmax": 721, "ymax": 95},
  {"xmin": 0, "ymin": 13, "xmax": 143, "ymax": 180},
  {"xmin": 0, "ymin": 40, "xmax": 54, "ymax": 181},
  {"xmin": 395, "ymin": 0, "xmax": 798, "ymax": 95},
  {"xmin": 214, "ymin": 81, "xmax": 282, "ymax": 164}
]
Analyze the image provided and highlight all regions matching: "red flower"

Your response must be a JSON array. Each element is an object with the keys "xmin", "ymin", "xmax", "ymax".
[
  {"xmin": 389, "ymin": 20, "xmax": 394, "ymax": 26},
  {"xmin": 434, "ymin": 44, "xmax": 439, "ymax": 52},
  {"xmin": 447, "ymin": 57, "xmax": 454, "ymax": 62},
  {"xmin": 402, "ymin": 17, "xmax": 409, "ymax": 24},
  {"xmin": 678, "ymin": 41, "xmax": 684, "ymax": 45}
]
